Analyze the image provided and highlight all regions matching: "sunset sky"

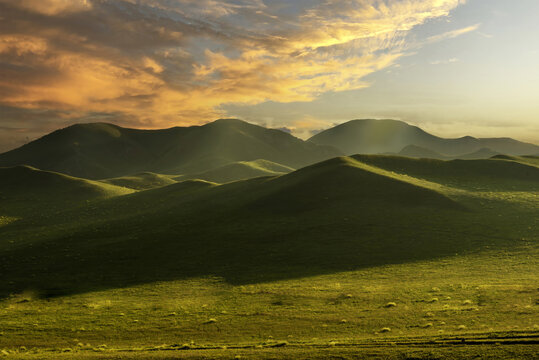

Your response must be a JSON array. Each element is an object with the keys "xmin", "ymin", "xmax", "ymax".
[{"xmin": 0, "ymin": 0, "xmax": 538, "ymax": 152}]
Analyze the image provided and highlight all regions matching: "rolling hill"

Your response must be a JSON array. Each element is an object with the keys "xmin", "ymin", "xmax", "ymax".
[
  {"xmin": 0, "ymin": 155, "xmax": 537, "ymax": 355},
  {"xmin": 1, "ymin": 155, "xmax": 533, "ymax": 297},
  {"xmin": 309, "ymin": 119, "xmax": 539, "ymax": 157},
  {"xmin": 0, "ymin": 165, "xmax": 132, "ymax": 216},
  {"xmin": 353, "ymin": 154, "xmax": 539, "ymax": 191},
  {"xmin": 398, "ymin": 145, "xmax": 501, "ymax": 160},
  {"xmin": 176, "ymin": 159, "xmax": 294, "ymax": 183},
  {"xmin": 0, "ymin": 119, "xmax": 341, "ymax": 179},
  {"xmin": 101, "ymin": 172, "xmax": 177, "ymax": 190},
  {"xmin": 457, "ymin": 147, "xmax": 500, "ymax": 160},
  {"xmin": 398, "ymin": 144, "xmax": 448, "ymax": 159}
]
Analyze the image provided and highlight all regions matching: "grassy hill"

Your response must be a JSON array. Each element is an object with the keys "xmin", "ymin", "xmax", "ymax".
[
  {"xmin": 491, "ymin": 154, "xmax": 539, "ymax": 167},
  {"xmin": 177, "ymin": 159, "xmax": 294, "ymax": 183},
  {"xmin": 0, "ymin": 119, "xmax": 341, "ymax": 179},
  {"xmin": 0, "ymin": 155, "xmax": 535, "ymax": 294},
  {"xmin": 457, "ymin": 148, "xmax": 500, "ymax": 160},
  {"xmin": 0, "ymin": 165, "xmax": 132, "ymax": 216},
  {"xmin": 398, "ymin": 144, "xmax": 448, "ymax": 160},
  {"xmin": 399, "ymin": 145, "xmax": 501, "ymax": 160},
  {"xmin": 102, "ymin": 172, "xmax": 177, "ymax": 190},
  {"xmin": 0, "ymin": 156, "xmax": 536, "ymax": 357},
  {"xmin": 353, "ymin": 154, "xmax": 539, "ymax": 191},
  {"xmin": 310, "ymin": 119, "xmax": 539, "ymax": 156}
]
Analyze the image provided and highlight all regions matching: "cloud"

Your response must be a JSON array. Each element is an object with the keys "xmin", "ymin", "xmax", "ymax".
[
  {"xmin": 0, "ymin": 0, "xmax": 467, "ymax": 150},
  {"xmin": 0, "ymin": 0, "xmax": 93, "ymax": 15},
  {"xmin": 430, "ymin": 57, "xmax": 460, "ymax": 65},
  {"xmin": 425, "ymin": 23, "xmax": 480, "ymax": 44}
]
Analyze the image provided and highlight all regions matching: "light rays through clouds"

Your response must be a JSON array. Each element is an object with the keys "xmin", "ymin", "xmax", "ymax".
[{"xmin": 0, "ymin": 0, "xmax": 470, "ymax": 150}]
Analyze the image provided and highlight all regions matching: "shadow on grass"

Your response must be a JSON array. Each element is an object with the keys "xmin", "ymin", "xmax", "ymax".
[
  {"xmin": 0, "ymin": 157, "xmax": 534, "ymax": 299},
  {"xmin": 0, "ymin": 200, "xmax": 528, "ymax": 300}
]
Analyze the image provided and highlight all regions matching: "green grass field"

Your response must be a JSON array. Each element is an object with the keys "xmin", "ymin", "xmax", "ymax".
[{"xmin": 0, "ymin": 155, "xmax": 537, "ymax": 359}]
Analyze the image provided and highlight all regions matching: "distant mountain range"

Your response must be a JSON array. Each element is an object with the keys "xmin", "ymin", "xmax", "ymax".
[
  {"xmin": 309, "ymin": 119, "xmax": 539, "ymax": 157},
  {"xmin": 0, "ymin": 119, "xmax": 340, "ymax": 179},
  {"xmin": 0, "ymin": 118, "xmax": 537, "ymax": 179}
]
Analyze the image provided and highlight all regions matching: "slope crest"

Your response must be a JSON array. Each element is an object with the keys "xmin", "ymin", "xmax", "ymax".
[
  {"xmin": 352, "ymin": 154, "xmax": 539, "ymax": 190},
  {"xmin": 249, "ymin": 156, "xmax": 461, "ymax": 212},
  {"xmin": 176, "ymin": 159, "xmax": 294, "ymax": 183},
  {"xmin": 0, "ymin": 165, "xmax": 132, "ymax": 215}
]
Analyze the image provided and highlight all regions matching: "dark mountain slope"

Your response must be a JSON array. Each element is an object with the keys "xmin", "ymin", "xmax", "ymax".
[
  {"xmin": 0, "ymin": 123, "xmax": 176, "ymax": 179},
  {"xmin": 0, "ymin": 119, "xmax": 341, "ymax": 179}
]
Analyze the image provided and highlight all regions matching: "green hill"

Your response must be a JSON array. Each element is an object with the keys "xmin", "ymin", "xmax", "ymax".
[
  {"xmin": 0, "ymin": 156, "xmax": 537, "ymax": 355},
  {"xmin": 399, "ymin": 145, "xmax": 501, "ymax": 160},
  {"xmin": 248, "ymin": 156, "xmax": 461, "ymax": 213},
  {"xmin": 310, "ymin": 119, "xmax": 539, "ymax": 156},
  {"xmin": 177, "ymin": 159, "xmax": 294, "ymax": 183},
  {"xmin": 0, "ymin": 155, "xmax": 520, "ymax": 297},
  {"xmin": 0, "ymin": 120, "xmax": 341, "ymax": 179},
  {"xmin": 0, "ymin": 165, "xmax": 133, "ymax": 216},
  {"xmin": 102, "ymin": 172, "xmax": 177, "ymax": 190},
  {"xmin": 353, "ymin": 154, "xmax": 539, "ymax": 191},
  {"xmin": 457, "ymin": 147, "xmax": 500, "ymax": 160},
  {"xmin": 491, "ymin": 154, "xmax": 539, "ymax": 167},
  {"xmin": 398, "ymin": 144, "xmax": 448, "ymax": 159}
]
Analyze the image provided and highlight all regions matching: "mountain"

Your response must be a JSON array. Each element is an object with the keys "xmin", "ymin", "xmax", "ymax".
[
  {"xmin": 309, "ymin": 119, "xmax": 539, "ymax": 157},
  {"xmin": 0, "ymin": 119, "xmax": 341, "ymax": 179},
  {"xmin": 177, "ymin": 159, "xmax": 294, "ymax": 183}
]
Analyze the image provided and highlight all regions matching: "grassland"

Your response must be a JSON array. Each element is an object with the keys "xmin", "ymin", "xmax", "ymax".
[
  {"xmin": 176, "ymin": 159, "xmax": 294, "ymax": 183},
  {"xmin": 0, "ymin": 155, "xmax": 537, "ymax": 359}
]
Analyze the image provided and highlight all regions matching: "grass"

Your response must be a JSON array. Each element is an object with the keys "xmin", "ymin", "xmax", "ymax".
[
  {"xmin": 0, "ymin": 252, "xmax": 537, "ymax": 357},
  {"xmin": 0, "ymin": 165, "xmax": 133, "ymax": 216},
  {"xmin": 0, "ymin": 155, "xmax": 537, "ymax": 358},
  {"xmin": 176, "ymin": 159, "xmax": 294, "ymax": 183},
  {"xmin": 101, "ymin": 172, "xmax": 177, "ymax": 190}
]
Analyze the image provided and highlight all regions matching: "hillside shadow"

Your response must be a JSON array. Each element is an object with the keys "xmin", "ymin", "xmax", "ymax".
[
  {"xmin": 0, "ymin": 199, "xmax": 529, "ymax": 300},
  {"xmin": 0, "ymin": 156, "xmax": 535, "ymax": 300}
]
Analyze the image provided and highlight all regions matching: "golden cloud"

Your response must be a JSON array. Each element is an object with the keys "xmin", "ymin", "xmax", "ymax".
[
  {"xmin": 0, "ymin": 0, "xmax": 92, "ymax": 15},
  {"xmin": 0, "ymin": 0, "xmax": 469, "ymax": 132}
]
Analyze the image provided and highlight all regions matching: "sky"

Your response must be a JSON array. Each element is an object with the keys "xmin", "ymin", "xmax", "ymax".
[{"xmin": 0, "ymin": 0, "xmax": 538, "ymax": 152}]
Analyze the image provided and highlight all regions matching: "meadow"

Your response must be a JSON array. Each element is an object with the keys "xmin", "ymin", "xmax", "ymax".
[{"xmin": 0, "ymin": 154, "xmax": 537, "ymax": 359}]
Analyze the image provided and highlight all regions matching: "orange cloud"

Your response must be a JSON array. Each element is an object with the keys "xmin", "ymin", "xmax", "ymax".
[
  {"xmin": 0, "ymin": 0, "xmax": 469, "ymax": 134},
  {"xmin": 0, "ymin": 0, "xmax": 92, "ymax": 15}
]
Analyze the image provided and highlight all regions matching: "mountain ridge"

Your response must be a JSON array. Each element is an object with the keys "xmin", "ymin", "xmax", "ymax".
[
  {"xmin": 1, "ymin": 118, "xmax": 537, "ymax": 180},
  {"xmin": 0, "ymin": 119, "xmax": 341, "ymax": 179},
  {"xmin": 309, "ymin": 119, "xmax": 539, "ymax": 157}
]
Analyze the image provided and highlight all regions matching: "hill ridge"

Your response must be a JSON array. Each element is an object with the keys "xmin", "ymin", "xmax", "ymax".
[
  {"xmin": 309, "ymin": 119, "xmax": 539, "ymax": 157},
  {"xmin": 0, "ymin": 119, "xmax": 341, "ymax": 179}
]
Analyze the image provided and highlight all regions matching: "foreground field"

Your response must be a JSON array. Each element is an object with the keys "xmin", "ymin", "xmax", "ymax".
[
  {"xmin": 0, "ymin": 155, "xmax": 537, "ymax": 359},
  {"xmin": 1, "ymin": 246, "xmax": 537, "ymax": 358}
]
